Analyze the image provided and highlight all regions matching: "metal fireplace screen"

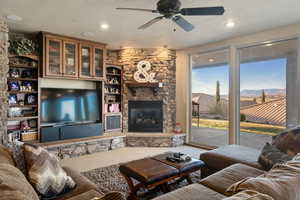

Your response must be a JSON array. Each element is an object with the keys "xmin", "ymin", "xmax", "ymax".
[{"xmin": 128, "ymin": 101, "xmax": 163, "ymax": 132}]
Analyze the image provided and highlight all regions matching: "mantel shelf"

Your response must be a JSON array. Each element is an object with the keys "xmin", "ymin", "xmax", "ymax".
[{"xmin": 125, "ymin": 82, "xmax": 160, "ymax": 96}]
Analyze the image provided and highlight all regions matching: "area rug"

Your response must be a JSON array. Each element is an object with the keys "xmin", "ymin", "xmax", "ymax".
[{"xmin": 82, "ymin": 163, "xmax": 201, "ymax": 200}]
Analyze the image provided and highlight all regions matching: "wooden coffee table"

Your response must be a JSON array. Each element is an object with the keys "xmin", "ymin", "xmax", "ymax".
[{"xmin": 119, "ymin": 153, "xmax": 204, "ymax": 200}]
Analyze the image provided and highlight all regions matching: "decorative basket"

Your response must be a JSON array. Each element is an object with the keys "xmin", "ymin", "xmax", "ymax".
[{"xmin": 21, "ymin": 132, "xmax": 38, "ymax": 141}]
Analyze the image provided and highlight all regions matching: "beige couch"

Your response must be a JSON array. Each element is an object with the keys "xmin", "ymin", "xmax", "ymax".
[{"xmin": 0, "ymin": 144, "xmax": 124, "ymax": 200}]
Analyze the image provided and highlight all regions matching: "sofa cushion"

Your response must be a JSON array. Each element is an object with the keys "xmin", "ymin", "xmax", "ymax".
[
  {"xmin": 0, "ymin": 145, "xmax": 15, "ymax": 166},
  {"xmin": 200, "ymin": 145, "xmax": 263, "ymax": 171},
  {"xmin": 65, "ymin": 190, "xmax": 125, "ymax": 200},
  {"xmin": 153, "ymin": 183, "xmax": 225, "ymax": 200},
  {"xmin": 226, "ymin": 159, "xmax": 300, "ymax": 200},
  {"xmin": 0, "ymin": 163, "xmax": 39, "ymax": 200},
  {"xmin": 55, "ymin": 167, "xmax": 98, "ymax": 200},
  {"xmin": 23, "ymin": 144, "xmax": 76, "ymax": 199},
  {"xmin": 223, "ymin": 190, "xmax": 274, "ymax": 200},
  {"xmin": 258, "ymin": 143, "xmax": 293, "ymax": 170},
  {"xmin": 272, "ymin": 127, "xmax": 300, "ymax": 156},
  {"xmin": 200, "ymin": 164, "xmax": 264, "ymax": 196}
]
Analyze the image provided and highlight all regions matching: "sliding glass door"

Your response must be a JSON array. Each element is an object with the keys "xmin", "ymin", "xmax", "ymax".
[
  {"xmin": 189, "ymin": 38, "xmax": 299, "ymax": 149},
  {"xmin": 190, "ymin": 49, "xmax": 229, "ymax": 147},
  {"xmin": 238, "ymin": 39, "xmax": 298, "ymax": 149}
]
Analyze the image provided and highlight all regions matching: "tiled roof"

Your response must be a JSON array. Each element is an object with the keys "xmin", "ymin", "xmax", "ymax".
[{"xmin": 240, "ymin": 97, "xmax": 286, "ymax": 126}]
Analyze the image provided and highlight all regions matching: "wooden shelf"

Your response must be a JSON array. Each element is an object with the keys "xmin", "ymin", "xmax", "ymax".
[
  {"xmin": 8, "ymin": 128, "xmax": 38, "ymax": 132},
  {"xmin": 106, "ymin": 73, "xmax": 121, "ymax": 76},
  {"xmin": 105, "ymin": 83, "xmax": 121, "ymax": 86},
  {"xmin": 8, "ymin": 116, "xmax": 38, "ymax": 121},
  {"xmin": 9, "ymin": 65, "xmax": 38, "ymax": 69},
  {"xmin": 8, "ymin": 91, "xmax": 38, "ymax": 94},
  {"xmin": 7, "ymin": 77, "xmax": 38, "ymax": 81},
  {"xmin": 9, "ymin": 105, "xmax": 38, "ymax": 108},
  {"xmin": 105, "ymin": 93, "xmax": 121, "ymax": 95},
  {"xmin": 9, "ymin": 54, "xmax": 39, "ymax": 61},
  {"xmin": 126, "ymin": 82, "xmax": 160, "ymax": 96}
]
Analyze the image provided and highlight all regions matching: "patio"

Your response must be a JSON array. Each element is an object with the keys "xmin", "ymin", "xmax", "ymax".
[{"xmin": 190, "ymin": 127, "xmax": 273, "ymax": 150}]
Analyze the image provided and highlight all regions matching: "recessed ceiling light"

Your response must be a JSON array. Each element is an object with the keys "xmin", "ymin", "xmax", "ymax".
[
  {"xmin": 100, "ymin": 24, "xmax": 109, "ymax": 30},
  {"xmin": 209, "ymin": 58, "xmax": 215, "ymax": 62},
  {"xmin": 225, "ymin": 20, "xmax": 235, "ymax": 28},
  {"xmin": 6, "ymin": 15, "xmax": 23, "ymax": 21},
  {"xmin": 81, "ymin": 32, "xmax": 94, "ymax": 37}
]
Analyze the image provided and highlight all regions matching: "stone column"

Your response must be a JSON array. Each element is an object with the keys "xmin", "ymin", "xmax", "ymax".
[{"xmin": 0, "ymin": 19, "xmax": 9, "ymax": 144}]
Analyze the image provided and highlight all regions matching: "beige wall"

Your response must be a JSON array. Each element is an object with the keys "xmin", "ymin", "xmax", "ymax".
[{"xmin": 176, "ymin": 23, "xmax": 300, "ymax": 135}]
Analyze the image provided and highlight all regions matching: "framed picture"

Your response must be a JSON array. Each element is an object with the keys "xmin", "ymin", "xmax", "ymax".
[
  {"xmin": 8, "ymin": 81, "xmax": 20, "ymax": 91},
  {"xmin": 25, "ymin": 94, "xmax": 37, "ymax": 105},
  {"xmin": 9, "ymin": 68, "xmax": 20, "ymax": 78},
  {"xmin": 8, "ymin": 94, "xmax": 18, "ymax": 105},
  {"xmin": 21, "ymin": 70, "xmax": 34, "ymax": 78}
]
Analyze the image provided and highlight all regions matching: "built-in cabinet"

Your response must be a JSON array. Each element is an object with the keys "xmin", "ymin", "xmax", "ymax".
[
  {"xmin": 104, "ymin": 65, "xmax": 123, "ymax": 132},
  {"xmin": 42, "ymin": 32, "xmax": 106, "ymax": 81}
]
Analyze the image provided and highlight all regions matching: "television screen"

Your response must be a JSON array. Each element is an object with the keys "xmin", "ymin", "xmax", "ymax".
[{"xmin": 41, "ymin": 88, "xmax": 100, "ymax": 126}]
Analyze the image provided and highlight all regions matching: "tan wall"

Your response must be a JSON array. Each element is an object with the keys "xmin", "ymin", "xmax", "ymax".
[{"xmin": 176, "ymin": 23, "xmax": 300, "ymax": 134}]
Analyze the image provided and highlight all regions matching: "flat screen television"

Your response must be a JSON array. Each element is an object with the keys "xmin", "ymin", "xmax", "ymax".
[{"xmin": 41, "ymin": 88, "xmax": 100, "ymax": 126}]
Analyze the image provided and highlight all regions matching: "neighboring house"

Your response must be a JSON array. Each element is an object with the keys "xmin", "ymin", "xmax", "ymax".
[
  {"xmin": 192, "ymin": 93, "xmax": 228, "ymax": 114},
  {"xmin": 240, "ymin": 97, "xmax": 286, "ymax": 126}
]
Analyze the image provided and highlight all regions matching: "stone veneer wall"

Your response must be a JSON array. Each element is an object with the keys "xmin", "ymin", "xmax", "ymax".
[
  {"xmin": 107, "ymin": 48, "xmax": 176, "ymax": 133},
  {"xmin": 0, "ymin": 20, "xmax": 9, "ymax": 145}
]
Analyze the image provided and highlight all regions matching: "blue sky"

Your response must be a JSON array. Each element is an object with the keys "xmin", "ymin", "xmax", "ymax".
[{"xmin": 192, "ymin": 58, "xmax": 287, "ymax": 95}]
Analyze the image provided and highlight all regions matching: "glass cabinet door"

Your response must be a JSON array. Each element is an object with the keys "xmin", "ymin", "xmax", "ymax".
[
  {"xmin": 80, "ymin": 45, "xmax": 92, "ymax": 78},
  {"xmin": 46, "ymin": 38, "xmax": 62, "ymax": 76},
  {"xmin": 63, "ymin": 41, "xmax": 78, "ymax": 77},
  {"xmin": 93, "ymin": 47, "xmax": 104, "ymax": 79}
]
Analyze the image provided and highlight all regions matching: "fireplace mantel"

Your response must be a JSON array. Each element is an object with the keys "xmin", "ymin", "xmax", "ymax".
[{"xmin": 126, "ymin": 82, "xmax": 160, "ymax": 96}]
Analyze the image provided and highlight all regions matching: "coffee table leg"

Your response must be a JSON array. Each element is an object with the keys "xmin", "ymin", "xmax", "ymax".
[{"xmin": 121, "ymin": 173, "xmax": 138, "ymax": 200}]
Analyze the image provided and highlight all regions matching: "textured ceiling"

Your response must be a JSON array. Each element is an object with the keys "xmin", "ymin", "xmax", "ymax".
[{"xmin": 1, "ymin": 0, "xmax": 300, "ymax": 49}]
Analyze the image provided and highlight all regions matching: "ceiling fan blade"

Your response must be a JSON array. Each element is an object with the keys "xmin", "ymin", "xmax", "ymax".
[
  {"xmin": 180, "ymin": 7, "xmax": 225, "ymax": 16},
  {"xmin": 172, "ymin": 15, "xmax": 194, "ymax": 32},
  {"xmin": 138, "ymin": 16, "xmax": 164, "ymax": 30},
  {"xmin": 116, "ymin": 8, "xmax": 158, "ymax": 13}
]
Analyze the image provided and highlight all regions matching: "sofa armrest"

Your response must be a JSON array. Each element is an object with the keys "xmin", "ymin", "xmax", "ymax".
[{"xmin": 55, "ymin": 167, "xmax": 99, "ymax": 200}]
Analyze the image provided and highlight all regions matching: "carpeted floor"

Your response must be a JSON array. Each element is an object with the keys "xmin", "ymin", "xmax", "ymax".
[{"xmin": 82, "ymin": 163, "xmax": 201, "ymax": 200}]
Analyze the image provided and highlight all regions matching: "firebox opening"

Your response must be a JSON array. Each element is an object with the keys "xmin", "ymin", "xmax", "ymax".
[{"xmin": 128, "ymin": 101, "xmax": 163, "ymax": 132}]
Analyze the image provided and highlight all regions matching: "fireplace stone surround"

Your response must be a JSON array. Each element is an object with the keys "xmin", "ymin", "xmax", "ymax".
[{"xmin": 107, "ymin": 48, "xmax": 177, "ymax": 134}]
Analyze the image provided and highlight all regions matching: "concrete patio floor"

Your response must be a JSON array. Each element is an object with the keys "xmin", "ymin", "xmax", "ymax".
[{"xmin": 190, "ymin": 127, "xmax": 273, "ymax": 150}]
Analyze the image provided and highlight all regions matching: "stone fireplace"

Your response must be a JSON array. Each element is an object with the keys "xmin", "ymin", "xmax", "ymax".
[
  {"xmin": 128, "ymin": 101, "xmax": 163, "ymax": 132},
  {"xmin": 118, "ymin": 48, "xmax": 176, "ymax": 133}
]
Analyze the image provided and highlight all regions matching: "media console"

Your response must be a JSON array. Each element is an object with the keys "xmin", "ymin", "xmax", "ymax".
[{"xmin": 40, "ymin": 123, "xmax": 103, "ymax": 143}]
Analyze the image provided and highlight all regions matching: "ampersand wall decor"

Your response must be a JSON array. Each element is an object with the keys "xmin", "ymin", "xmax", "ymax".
[{"xmin": 134, "ymin": 61, "xmax": 158, "ymax": 83}]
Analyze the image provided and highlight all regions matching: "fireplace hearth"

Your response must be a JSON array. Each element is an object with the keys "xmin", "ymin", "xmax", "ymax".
[{"xmin": 128, "ymin": 101, "xmax": 163, "ymax": 132}]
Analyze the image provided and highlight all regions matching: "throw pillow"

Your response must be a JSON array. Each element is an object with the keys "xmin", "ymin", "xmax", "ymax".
[
  {"xmin": 223, "ymin": 190, "xmax": 274, "ymax": 200},
  {"xmin": 7, "ymin": 141, "xmax": 27, "ymax": 174},
  {"xmin": 226, "ymin": 159, "xmax": 300, "ymax": 200},
  {"xmin": 23, "ymin": 143, "xmax": 76, "ymax": 199},
  {"xmin": 0, "ymin": 163, "xmax": 39, "ymax": 200},
  {"xmin": 0, "ymin": 144, "xmax": 15, "ymax": 166},
  {"xmin": 272, "ymin": 127, "xmax": 300, "ymax": 156},
  {"xmin": 258, "ymin": 143, "xmax": 293, "ymax": 170}
]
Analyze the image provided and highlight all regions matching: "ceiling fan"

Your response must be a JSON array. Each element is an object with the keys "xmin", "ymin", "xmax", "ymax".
[{"xmin": 116, "ymin": 0, "xmax": 225, "ymax": 32}]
